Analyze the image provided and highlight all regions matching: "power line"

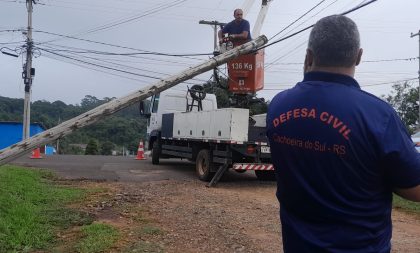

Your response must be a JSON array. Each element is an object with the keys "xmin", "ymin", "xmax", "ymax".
[
  {"xmin": 39, "ymin": 44, "xmax": 209, "ymax": 83},
  {"xmin": 78, "ymin": 0, "xmax": 188, "ymax": 36},
  {"xmin": 362, "ymin": 78, "xmax": 418, "ymax": 87},
  {"xmin": 0, "ymin": 29, "xmax": 24, "ymax": 33},
  {"xmin": 261, "ymin": 78, "xmax": 418, "ymax": 91},
  {"xmin": 265, "ymin": 0, "xmax": 340, "ymax": 67},
  {"xmin": 35, "ymin": 42, "xmax": 204, "ymax": 67},
  {"xmin": 0, "ymin": 41, "xmax": 25, "ymax": 45},
  {"xmin": 265, "ymin": 57, "xmax": 419, "ymax": 66},
  {"xmin": 39, "ymin": 47, "xmax": 163, "ymax": 80},
  {"xmin": 42, "ymin": 52, "xmax": 204, "ymax": 87},
  {"xmin": 41, "ymin": 52, "xmax": 204, "ymax": 90},
  {"xmin": 34, "ymin": 30, "xmax": 209, "ymax": 59},
  {"xmin": 363, "ymin": 57, "xmax": 419, "ymax": 63},
  {"xmin": 265, "ymin": 40, "xmax": 307, "ymax": 69},
  {"xmin": 38, "ymin": 46, "xmax": 209, "ymax": 85},
  {"xmin": 258, "ymin": 0, "xmax": 378, "ymax": 51},
  {"xmin": 39, "ymin": 46, "xmax": 213, "ymax": 57},
  {"xmin": 268, "ymin": 0, "xmax": 327, "ymax": 41}
]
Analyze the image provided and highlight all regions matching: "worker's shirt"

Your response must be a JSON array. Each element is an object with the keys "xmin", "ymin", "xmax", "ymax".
[
  {"xmin": 222, "ymin": 19, "xmax": 252, "ymax": 40},
  {"xmin": 266, "ymin": 71, "xmax": 420, "ymax": 253}
]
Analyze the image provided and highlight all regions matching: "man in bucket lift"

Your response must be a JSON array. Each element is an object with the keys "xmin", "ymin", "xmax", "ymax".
[{"xmin": 218, "ymin": 8, "xmax": 252, "ymax": 46}]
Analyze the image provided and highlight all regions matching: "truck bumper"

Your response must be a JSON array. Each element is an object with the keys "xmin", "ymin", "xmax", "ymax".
[{"xmin": 232, "ymin": 163, "xmax": 274, "ymax": 171}]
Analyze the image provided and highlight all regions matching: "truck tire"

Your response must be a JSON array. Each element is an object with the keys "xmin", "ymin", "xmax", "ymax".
[
  {"xmin": 196, "ymin": 149, "xmax": 214, "ymax": 181},
  {"xmin": 152, "ymin": 141, "xmax": 160, "ymax": 165},
  {"xmin": 255, "ymin": 170, "xmax": 276, "ymax": 181}
]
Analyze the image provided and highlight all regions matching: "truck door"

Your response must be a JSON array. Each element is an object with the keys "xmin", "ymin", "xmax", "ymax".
[{"xmin": 148, "ymin": 94, "xmax": 160, "ymax": 136}]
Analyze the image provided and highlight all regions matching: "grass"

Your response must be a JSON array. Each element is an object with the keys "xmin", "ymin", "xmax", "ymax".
[
  {"xmin": 75, "ymin": 223, "xmax": 119, "ymax": 253},
  {"xmin": 0, "ymin": 165, "xmax": 86, "ymax": 252},
  {"xmin": 5, "ymin": 164, "xmax": 417, "ymax": 253},
  {"xmin": 393, "ymin": 194, "xmax": 420, "ymax": 214}
]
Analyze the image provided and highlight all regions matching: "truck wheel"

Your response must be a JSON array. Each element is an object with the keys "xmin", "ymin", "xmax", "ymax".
[
  {"xmin": 196, "ymin": 149, "xmax": 214, "ymax": 181},
  {"xmin": 152, "ymin": 141, "xmax": 160, "ymax": 165},
  {"xmin": 255, "ymin": 170, "xmax": 276, "ymax": 181}
]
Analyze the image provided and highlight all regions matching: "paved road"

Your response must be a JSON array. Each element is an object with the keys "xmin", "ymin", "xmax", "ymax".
[{"xmin": 10, "ymin": 154, "xmax": 258, "ymax": 183}]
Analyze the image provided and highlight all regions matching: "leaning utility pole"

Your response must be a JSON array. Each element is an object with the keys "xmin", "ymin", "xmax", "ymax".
[
  {"xmin": 22, "ymin": 0, "xmax": 35, "ymax": 140},
  {"xmin": 0, "ymin": 35, "xmax": 268, "ymax": 166},
  {"xmin": 411, "ymin": 30, "xmax": 420, "ymax": 129}
]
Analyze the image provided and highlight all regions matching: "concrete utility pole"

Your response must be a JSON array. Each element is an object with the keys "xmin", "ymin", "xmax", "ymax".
[
  {"xmin": 199, "ymin": 20, "xmax": 226, "ymax": 55},
  {"xmin": 411, "ymin": 30, "xmax": 420, "ymax": 129},
  {"xmin": 22, "ymin": 0, "xmax": 35, "ymax": 140}
]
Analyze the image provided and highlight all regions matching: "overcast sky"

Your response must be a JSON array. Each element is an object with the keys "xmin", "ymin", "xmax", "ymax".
[{"xmin": 0, "ymin": 0, "xmax": 419, "ymax": 105}]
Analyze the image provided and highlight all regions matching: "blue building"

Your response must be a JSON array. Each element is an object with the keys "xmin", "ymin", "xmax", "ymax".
[{"xmin": 0, "ymin": 122, "xmax": 55, "ymax": 154}]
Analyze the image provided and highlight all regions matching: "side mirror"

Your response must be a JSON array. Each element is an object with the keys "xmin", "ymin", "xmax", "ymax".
[{"xmin": 139, "ymin": 100, "xmax": 151, "ymax": 118}]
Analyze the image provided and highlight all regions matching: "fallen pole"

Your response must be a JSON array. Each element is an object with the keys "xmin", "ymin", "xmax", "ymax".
[{"xmin": 0, "ymin": 35, "xmax": 268, "ymax": 166}]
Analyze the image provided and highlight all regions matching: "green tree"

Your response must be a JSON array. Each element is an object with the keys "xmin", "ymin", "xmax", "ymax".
[
  {"xmin": 100, "ymin": 141, "xmax": 115, "ymax": 155},
  {"xmin": 249, "ymin": 97, "xmax": 268, "ymax": 115},
  {"xmin": 384, "ymin": 81, "xmax": 418, "ymax": 134},
  {"xmin": 85, "ymin": 139, "xmax": 99, "ymax": 155},
  {"xmin": 0, "ymin": 96, "xmax": 23, "ymax": 121},
  {"xmin": 203, "ymin": 76, "xmax": 268, "ymax": 115},
  {"xmin": 203, "ymin": 77, "xmax": 230, "ymax": 108}
]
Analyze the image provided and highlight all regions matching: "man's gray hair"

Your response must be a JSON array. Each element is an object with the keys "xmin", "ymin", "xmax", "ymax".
[{"xmin": 308, "ymin": 15, "xmax": 360, "ymax": 67}]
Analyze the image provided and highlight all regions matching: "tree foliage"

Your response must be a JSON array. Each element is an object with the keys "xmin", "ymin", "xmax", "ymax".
[
  {"xmin": 383, "ymin": 81, "xmax": 419, "ymax": 134},
  {"xmin": 202, "ymin": 75, "xmax": 268, "ymax": 115},
  {"xmin": 0, "ymin": 95, "xmax": 147, "ymax": 155},
  {"xmin": 100, "ymin": 141, "xmax": 115, "ymax": 155},
  {"xmin": 85, "ymin": 139, "xmax": 99, "ymax": 155}
]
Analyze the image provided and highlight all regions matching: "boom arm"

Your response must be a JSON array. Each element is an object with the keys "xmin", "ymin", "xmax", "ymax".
[
  {"xmin": 241, "ymin": 0, "xmax": 256, "ymax": 18},
  {"xmin": 252, "ymin": 0, "xmax": 273, "ymax": 37}
]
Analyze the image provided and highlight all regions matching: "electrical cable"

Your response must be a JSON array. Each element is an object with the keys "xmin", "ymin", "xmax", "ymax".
[
  {"xmin": 363, "ymin": 57, "xmax": 419, "ymax": 63},
  {"xmin": 268, "ymin": 0, "xmax": 327, "ymax": 41},
  {"xmin": 257, "ymin": 0, "xmax": 378, "ymax": 51},
  {"xmin": 34, "ymin": 30, "xmax": 210, "ymax": 59},
  {"xmin": 41, "ymin": 51, "xmax": 204, "ymax": 87},
  {"xmin": 39, "ymin": 47, "xmax": 164, "ymax": 80},
  {"xmin": 362, "ymin": 78, "xmax": 418, "ymax": 87},
  {"xmin": 262, "ymin": 78, "xmax": 418, "ymax": 91},
  {"xmin": 38, "ymin": 45, "xmax": 209, "ymax": 85},
  {"xmin": 36, "ymin": 42, "xmax": 205, "ymax": 68},
  {"xmin": 77, "ymin": 0, "xmax": 188, "ymax": 36},
  {"xmin": 265, "ymin": 0, "xmax": 340, "ymax": 67}
]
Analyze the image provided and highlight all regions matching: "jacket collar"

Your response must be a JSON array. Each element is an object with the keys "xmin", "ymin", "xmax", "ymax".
[{"xmin": 303, "ymin": 71, "xmax": 360, "ymax": 89}]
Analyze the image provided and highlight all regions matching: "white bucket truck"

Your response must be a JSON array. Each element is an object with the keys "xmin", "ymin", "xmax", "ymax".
[{"xmin": 140, "ymin": 87, "xmax": 274, "ymax": 185}]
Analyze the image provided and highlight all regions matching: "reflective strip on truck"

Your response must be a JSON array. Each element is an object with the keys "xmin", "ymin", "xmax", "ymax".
[
  {"xmin": 233, "ymin": 163, "xmax": 274, "ymax": 171},
  {"xmin": 161, "ymin": 137, "xmax": 245, "ymax": 144}
]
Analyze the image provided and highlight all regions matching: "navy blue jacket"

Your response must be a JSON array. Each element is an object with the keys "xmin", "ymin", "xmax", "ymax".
[{"xmin": 266, "ymin": 71, "xmax": 420, "ymax": 253}]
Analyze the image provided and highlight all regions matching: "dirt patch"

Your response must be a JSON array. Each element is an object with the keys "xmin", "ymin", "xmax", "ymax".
[{"xmin": 57, "ymin": 179, "xmax": 420, "ymax": 253}]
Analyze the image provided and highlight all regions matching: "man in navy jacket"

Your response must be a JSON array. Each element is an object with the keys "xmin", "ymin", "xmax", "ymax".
[{"xmin": 266, "ymin": 15, "xmax": 420, "ymax": 253}]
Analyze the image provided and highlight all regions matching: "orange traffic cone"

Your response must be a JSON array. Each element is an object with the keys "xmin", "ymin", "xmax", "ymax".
[
  {"xmin": 135, "ymin": 140, "xmax": 146, "ymax": 160},
  {"xmin": 30, "ymin": 148, "xmax": 42, "ymax": 159}
]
